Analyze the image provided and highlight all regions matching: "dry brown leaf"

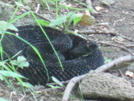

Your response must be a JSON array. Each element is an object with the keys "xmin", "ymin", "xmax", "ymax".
[
  {"xmin": 79, "ymin": 15, "xmax": 95, "ymax": 26},
  {"xmin": 125, "ymin": 70, "xmax": 134, "ymax": 78},
  {"xmin": 95, "ymin": 6, "xmax": 103, "ymax": 11}
]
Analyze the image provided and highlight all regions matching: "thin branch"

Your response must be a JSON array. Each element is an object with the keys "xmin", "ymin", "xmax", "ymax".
[
  {"xmin": 98, "ymin": 41, "xmax": 133, "ymax": 55},
  {"xmin": 62, "ymin": 75, "xmax": 85, "ymax": 101},
  {"xmin": 78, "ymin": 29, "xmax": 117, "ymax": 35},
  {"xmin": 113, "ymin": 18, "xmax": 125, "ymax": 26},
  {"xmin": 96, "ymin": 55, "xmax": 134, "ymax": 71},
  {"xmin": 116, "ymin": 33, "xmax": 134, "ymax": 42},
  {"xmin": 125, "ymin": 44, "xmax": 134, "ymax": 47},
  {"xmin": 85, "ymin": 0, "xmax": 98, "ymax": 14},
  {"xmin": 35, "ymin": 4, "xmax": 41, "ymax": 13}
]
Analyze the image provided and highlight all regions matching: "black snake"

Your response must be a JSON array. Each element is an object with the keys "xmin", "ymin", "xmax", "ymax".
[{"xmin": 1, "ymin": 25, "xmax": 104, "ymax": 85}]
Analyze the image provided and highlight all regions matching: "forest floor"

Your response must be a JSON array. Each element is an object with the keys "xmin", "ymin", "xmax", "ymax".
[{"xmin": 0, "ymin": 0, "xmax": 134, "ymax": 101}]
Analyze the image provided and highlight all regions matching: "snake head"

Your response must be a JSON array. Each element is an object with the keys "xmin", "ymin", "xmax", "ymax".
[
  {"xmin": 69, "ymin": 42, "xmax": 98, "ymax": 59},
  {"xmin": 85, "ymin": 42, "xmax": 98, "ymax": 52}
]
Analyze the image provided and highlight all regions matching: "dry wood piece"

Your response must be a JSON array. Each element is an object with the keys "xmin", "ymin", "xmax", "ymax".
[{"xmin": 79, "ymin": 71, "xmax": 134, "ymax": 100}]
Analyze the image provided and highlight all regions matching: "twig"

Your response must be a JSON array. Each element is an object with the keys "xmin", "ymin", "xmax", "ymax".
[
  {"xmin": 62, "ymin": 75, "xmax": 85, "ymax": 101},
  {"xmin": 46, "ymin": 80, "xmax": 69, "ymax": 86},
  {"xmin": 62, "ymin": 54, "xmax": 134, "ymax": 101},
  {"xmin": 125, "ymin": 44, "xmax": 134, "ymax": 47},
  {"xmin": 78, "ymin": 26, "xmax": 134, "ymax": 43},
  {"xmin": 78, "ymin": 29, "xmax": 117, "ymax": 35},
  {"xmin": 10, "ymin": 91, "xmax": 17, "ymax": 100},
  {"xmin": 85, "ymin": 0, "xmax": 98, "ymax": 14},
  {"xmin": 35, "ymin": 4, "xmax": 41, "ymax": 13},
  {"xmin": 19, "ymin": 95, "xmax": 26, "ymax": 101},
  {"xmin": 96, "ymin": 55, "xmax": 134, "ymax": 71},
  {"xmin": 118, "ymin": 69, "xmax": 125, "ymax": 79},
  {"xmin": 116, "ymin": 33, "xmax": 134, "ymax": 42},
  {"xmin": 113, "ymin": 18, "xmax": 125, "ymax": 26},
  {"xmin": 98, "ymin": 41, "xmax": 133, "ymax": 55}
]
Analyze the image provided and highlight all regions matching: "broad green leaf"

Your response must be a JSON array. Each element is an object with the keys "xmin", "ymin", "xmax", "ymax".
[
  {"xmin": 51, "ymin": 76, "xmax": 64, "ymax": 87},
  {"xmin": 0, "ymin": 74, "xmax": 3, "ymax": 80},
  {"xmin": 0, "ymin": 98, "xmax": 9, "ymax": 101},
  {"xmin": 104, "ymin": 57, "xmax": 112, "ymax": 63},
  {"xmin": 49, "ymin": 15, "xmax": 67, "ymax": 26},
  {"xmin": 21, "ymin": 82, "xmax": 34, "ymax": 88},
  {"xmin": 47, "ymin": 85, "xmax": 60, "ymax": 88},
  {"xmin": 0, "ymin": 61, "xmax": 6, "ymax": 66},
  {"xmin": 0, "ymin": 70, "xmax": 25, "ymax": 78},
  {"xmin": 73, "ymin": 16, "xmax": 82, "ymax": 26},
  {"xmin": 67, "ymin": 13, "xmax": 82, "ymax": 26},
  {"xmin": 64, "ymin": 12, "xmax": 82, "ymax": 26},
  {"xmin": 0, "ymin": 21, "xmax": 18, "ymax": 34},
  {"xmin": 38, "ymin": 19, "xmax": 50, "ymax": 26},
  {"xmin": 10, "ymin": 56, "xmax": 29, "ymax": 69},
  {"xmin": 66, "ymin": 12, "xmax": 76, "ymax": 25}
]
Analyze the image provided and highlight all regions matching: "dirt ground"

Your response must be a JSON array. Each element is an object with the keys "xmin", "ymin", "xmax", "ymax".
[{"xmin": 0, "ymin": 0, "xmax": 134, "ymax": 101}]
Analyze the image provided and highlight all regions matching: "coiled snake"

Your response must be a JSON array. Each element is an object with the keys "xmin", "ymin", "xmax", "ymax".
[{"xmin": 2, "ymin": 26, "xmax": 104, "ymax": 85}]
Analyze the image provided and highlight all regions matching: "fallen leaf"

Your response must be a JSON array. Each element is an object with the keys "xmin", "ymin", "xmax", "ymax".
[
  {"xmin": 95, "ymin": 6, "xmax": 103, "ymax": 11},
  {"xmin": 125, "ymin": 70, "xmax": 134, "ymax": 78},
  {"xmin": 79, "ymin": 15, "xmax": 95, "ymax": 26}
]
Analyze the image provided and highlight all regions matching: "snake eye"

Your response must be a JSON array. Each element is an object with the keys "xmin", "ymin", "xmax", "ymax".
[{"xmin": 85, "ymin": 43, "xmax": 98, "ymax": 51}]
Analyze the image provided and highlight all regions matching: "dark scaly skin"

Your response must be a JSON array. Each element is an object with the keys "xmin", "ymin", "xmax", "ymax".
[{"xmin": 2, "ymin": 25, "xmax": 104, "ymax": 85}]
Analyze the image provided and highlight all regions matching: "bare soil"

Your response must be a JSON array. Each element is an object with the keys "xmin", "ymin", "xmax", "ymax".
[{"xmin": 0, "ymin": 0, "xmax": 134, "ymax": 101}]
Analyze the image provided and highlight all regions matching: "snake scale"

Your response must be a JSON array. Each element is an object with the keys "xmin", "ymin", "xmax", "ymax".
[{"xmin": 1, "ymin": 25, "xmax": 104, "ymax": 85}]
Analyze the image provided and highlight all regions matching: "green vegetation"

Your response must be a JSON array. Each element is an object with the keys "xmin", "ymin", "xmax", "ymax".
[
  {"xmin": 0, "ymin": 97, "xmax": 9, "ymax": 101},
  {"xmin": 104, "ymin": 57, "xmax": 112, "ymax": 63}
]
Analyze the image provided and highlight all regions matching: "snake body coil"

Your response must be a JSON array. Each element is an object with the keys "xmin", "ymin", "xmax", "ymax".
[{"xmin": 2, "ymin": 26, "xmax": 104, "ymax": 85}]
